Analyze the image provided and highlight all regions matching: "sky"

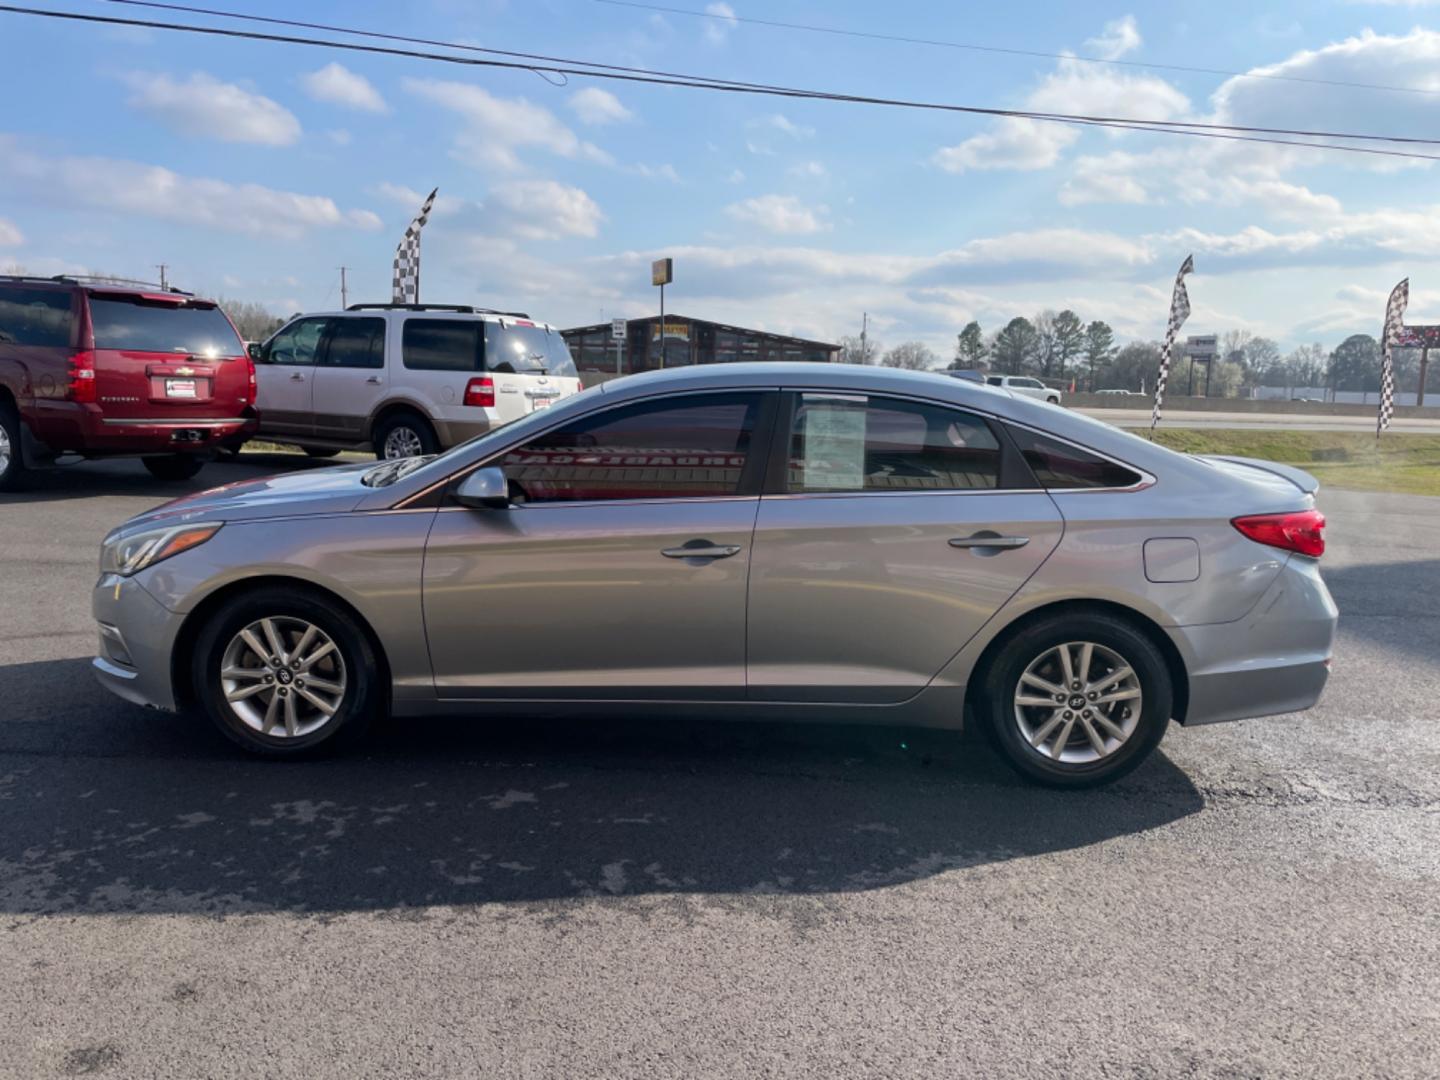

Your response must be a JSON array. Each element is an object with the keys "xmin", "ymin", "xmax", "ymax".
[{"xmin": 5, "ymin": 0, "xmax": 1440, "ymax": 359}]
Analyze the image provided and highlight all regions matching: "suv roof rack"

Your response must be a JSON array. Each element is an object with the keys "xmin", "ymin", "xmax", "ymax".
[
  {"xmin": 346, "ymin": 302, "xmax": 533, "ymax": 318},
  {"xmin": 0, "ymin": 273, "xmax": 194, "ymax": 296}
]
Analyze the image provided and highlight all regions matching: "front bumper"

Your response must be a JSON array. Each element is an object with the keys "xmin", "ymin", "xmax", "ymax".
[
  {"xmin": 1168, "ymin": 555, "xmax": 1338, "ymax": 726},
  {"xmin": 91, "ymin": 574, "xmax": 183, "ymax": 711}
]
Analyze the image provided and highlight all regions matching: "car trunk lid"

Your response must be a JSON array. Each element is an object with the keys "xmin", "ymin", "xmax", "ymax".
[{"xmin": 1195, "ymin": 454, "xmax": 1320, "ymax": 495}]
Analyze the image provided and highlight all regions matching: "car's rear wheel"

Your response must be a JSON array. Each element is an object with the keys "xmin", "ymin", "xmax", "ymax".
[
  {"xmin": 0, "ymin": 401, "xmax": 27, "ymax": 492},
  {"xmin": 978, "ymin": 612, "xmax": 1172, "ymax": 788},
  {"xmin": 373, "ymin": 411, "xmax": 438, "ymax": 461},
  {"xmin": 191, "ymin": 587, "xmax": 380, "ymax": 756},
  {"xmin": 142, "ymin": 454, "xmax": 206, "ymax": 482}
]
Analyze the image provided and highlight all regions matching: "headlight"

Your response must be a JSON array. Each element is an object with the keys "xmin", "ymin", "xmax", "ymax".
[{"xmin": 100, "ymin": 522, "xmax": 223, "ymax": 577}]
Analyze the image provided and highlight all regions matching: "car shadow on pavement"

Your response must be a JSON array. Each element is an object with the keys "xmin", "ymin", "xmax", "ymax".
[
  {"xmin": 0, "ymin": 657, "xmax": 1203, "ymax": 916},
  {"xmin": 0, "ymin": 453, "xmax": 334, "ymax": 504}
]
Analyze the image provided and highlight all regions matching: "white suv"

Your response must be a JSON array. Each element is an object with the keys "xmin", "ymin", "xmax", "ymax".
[
  {"xmin": 250, "ymin": 304, "xmax": 584, "ymax": 459},
  {"xmin": 984, "ymin": 375, "xmax": 1062, "ymax": 405}
]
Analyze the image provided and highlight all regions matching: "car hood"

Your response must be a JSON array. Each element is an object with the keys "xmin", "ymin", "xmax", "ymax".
[{"xmin": 119, "ymin": 461, "xmax": 378, "ymax": 530}]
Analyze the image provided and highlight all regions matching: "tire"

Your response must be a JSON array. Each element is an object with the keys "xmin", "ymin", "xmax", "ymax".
[
  {"xmin": 0, "ymin": 400, "xmax": 27, "ymax": 492},
  {"xmin": 142, "ymin": 454, "xmax": 206, "ymax": 482},
  {"xmin": 976, "ymin": 611, "xmax": 1172, "ymax": 788},
  {"xmin": 1047, "ymin": 395, "xmax": 1061, "ymax": 405},
  {"xmin": 190, "ymin": 586, "xmax": 382, "ymax": 757},
  {"xmin": 372, "ymin": 411, "xmax": 438, "ymax": 461},
  {"xmin": 304, "ymin": 447, "xmax": 341, "ymax": 459}
]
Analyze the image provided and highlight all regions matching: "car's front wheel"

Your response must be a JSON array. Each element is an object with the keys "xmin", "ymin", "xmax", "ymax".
[
  {"xmin": 190, "ymin": 587, "xmax": 382, "ymax": 756},
  {"xmin": 977, "ymin": 612, "xmax": 1172, "ymax": 787},
  {"xmin": 143, "ymin": 454, "xmax": 206, "ymax": 482}
]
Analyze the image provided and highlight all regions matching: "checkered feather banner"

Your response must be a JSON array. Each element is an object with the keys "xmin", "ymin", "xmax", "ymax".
[
  {"xmin": 1150, "ymin": 254, "xmax": 1195, "ymax": 432},
  {"xmin": 391, "ymin": 187, "xmax": 438, "ymax": 305},
  {"xmin": 1378, "ymin": 277, "xmax": 1408, "ymax": 438}
]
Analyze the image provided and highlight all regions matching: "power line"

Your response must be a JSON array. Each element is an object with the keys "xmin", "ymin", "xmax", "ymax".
[
  {"xmin": 7, "ymin": 3, "xmax": 1440, "ymax": 164},
  {"xmin": 598, "ymin": 0, "xmax": 1440, "ymax": 100}
]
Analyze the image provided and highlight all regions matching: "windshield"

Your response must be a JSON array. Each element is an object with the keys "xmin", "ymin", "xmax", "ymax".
[
  {"xmin": 89, "ymin": 297, "xmax": 244, "ymax": 357},
  {"xmin": 485, "ymin": 323, "xmax": 578, "ymax": 378}
]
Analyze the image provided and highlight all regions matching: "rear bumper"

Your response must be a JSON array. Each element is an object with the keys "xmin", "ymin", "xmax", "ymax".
[
  {"xmin": 25, "ymin": 400, "xmax": 258, "ymax": 457},
  {"xmin": 1168, "ymin": 556, "xmax": 1338, "ymax": 726}
]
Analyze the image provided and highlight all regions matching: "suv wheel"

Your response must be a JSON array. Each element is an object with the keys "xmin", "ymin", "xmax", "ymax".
[
  {"xmin": 191, "ymin": 587, "xmax": 381, "ymax": 756},
  {"xmin": 373, "ymin": 411, "xmax": 438, "ymax": 460},
  {"xmin": 143, "ymin": 455, "xmax": 206, "ymax": 482},
  {"xmin": 977, "ymin": 612, "xmax": 1172, "ymax": 788},
  {"xmin": 0, "ymin": 401, "xmax": 26, "ymax": 492}
]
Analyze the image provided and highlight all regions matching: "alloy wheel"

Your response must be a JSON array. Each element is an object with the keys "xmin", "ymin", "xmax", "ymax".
[
  {"xmin": 1012, "ymin": 641, "xmax": 1143, "ymax": 765},
  {"xmin": 218, "ymin": 617, "xmax": 347, "ymax": 738},
  {"xmin": 383, "ymin": 426, "xmax": 424, "ymax": 459},
  {"xmin": 0, "ymin": 423, "xmax": 11, "ymax": 477}
]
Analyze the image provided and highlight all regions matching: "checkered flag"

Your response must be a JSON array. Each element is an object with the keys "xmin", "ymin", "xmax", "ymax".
[
  {"xmin": 1150, "ymin": 254, "xmax": 1195, "ymax": 432},
  {"xmin": 392, "ymin": 187, "xmax": 438, "ymax": 305},
  {"xmin": 1378, "ymin": 277, "xmax": 1408, "ymax": 438}
]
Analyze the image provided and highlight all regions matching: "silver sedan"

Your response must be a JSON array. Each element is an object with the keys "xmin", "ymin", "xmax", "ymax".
[{"xmin": 92, "ymin": 363, "xmax": 1337, "ymax": 787}]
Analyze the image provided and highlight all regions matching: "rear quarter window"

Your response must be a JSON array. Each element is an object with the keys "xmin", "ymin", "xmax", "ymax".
[
  {"xmin": 1007, "ymin": 426, "xmax": 1143, "ymax": 489},
  {"xmin": 87, "ymin": 297, "xmax": 243, "ymax": 356},
  {"xmin": 0, "ymin": 286, "xmax": 73, "ymax": 347}
]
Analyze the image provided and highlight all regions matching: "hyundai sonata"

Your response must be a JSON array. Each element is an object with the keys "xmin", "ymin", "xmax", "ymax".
[{"xmin": 93, "ymin": 363, "xmax": 1337, "ymax": 786}]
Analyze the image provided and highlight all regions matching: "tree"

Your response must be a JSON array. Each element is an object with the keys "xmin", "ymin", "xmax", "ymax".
[
  {"xmin": 217, "ymin": 297, "xmax": 285, "ymax": 342},
  {"xmin": 1329, "ymin": 334, "xmax": 1380, "ymax": 392},
  {"xmin": 1052, "ymin": 309, "xmax": 1084, "ymax": 384},
  {"xmin": 1032, "ymin": 310, "xmax": 1058, "ymax": 377},
  {"xmin": 991, "ymin": 317, "xmax": 1039, "ymax": 375},
  {"xmin": 837, "ymin": 334, "xmax": 879, "ymax": 365},
  {"xmin": 1108, "ymin": 341, "xmax": 1162, "ymax": 393},
  {"xmin": 1083, "ymin": 321, "xmax": 1116, "ymax": 391},
  {"xmin": 881, "ymin": 340, "xmax": 939, "ymax": 370},
  {"xmin": 953, "ymin": 320, "xmax": 986, "ymax": 369}
]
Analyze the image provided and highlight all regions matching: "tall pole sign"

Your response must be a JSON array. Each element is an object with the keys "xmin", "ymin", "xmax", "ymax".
[
  {"xmin": 611, "ymin": 317, "xmax": 627, "ymax": 375},
  {"xmin": 652, "ymin": 257, "xmax": 673, "ymax": 369}
]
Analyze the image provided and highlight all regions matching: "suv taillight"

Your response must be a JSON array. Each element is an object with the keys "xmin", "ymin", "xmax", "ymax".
[
  {"xmin": 463, "ymin": 376, "xmax": 495, "ymax": 408},
  {"xmin": 67, "ymin": 350, "xmax": 97, "ymax": 403},
  {"xmin": 1232, "ymin": 510, "xmax": 1325, "ymax": 558},
  {"xmin": 245, "ymin": 355, "xmax": 256, "ymax": 402}
]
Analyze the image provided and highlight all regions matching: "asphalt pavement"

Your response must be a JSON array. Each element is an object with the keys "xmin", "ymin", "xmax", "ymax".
[{"xmin": 1, "ymin": 455, "xmax": 1438, "ymax": 1079}]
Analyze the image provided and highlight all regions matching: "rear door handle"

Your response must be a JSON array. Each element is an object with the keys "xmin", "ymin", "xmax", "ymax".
[
  {"xmin": 290, "ymin": 372, "xmax": 306, "ymax": 381},
  {"xmin": 662, "ymin": 542, "xmax": 742, "ymax": 560},
  {"xmin": 949, "ymin": 533, "xmax": 1030, "ymax": 550}
]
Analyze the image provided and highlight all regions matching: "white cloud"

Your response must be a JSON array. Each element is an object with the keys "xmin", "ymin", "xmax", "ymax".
[
  {"xmin": 568, "ymin": 87, "xmax": 634, "ymax": 125},
  {"xmin": 726, "ymin": 194, "xmax": 830, "ymax": 235},
  {"xmin": 752, "ymin": 113, "xmax": 814, "ymax": 139},
  {"xmin": 122, "ymin": 71, "xmax": 301, "ymax": 146},
  {"xmin": 788, "ymin": 160, "xmax": 828, "ymax": 178},
  {"xmin": 936, "ymin": 118, "xmax": 1077, "ymax": 173},
  {"xmin": 0, "ymin": 218, "xmax": 22, "ymax": 246},
  {"xmin": 404, "ymin": 78, "xmax": 611, "ymax": 171},
  {"xmin": 629, "ymin": 162, "xmax": 681, "ymax": 182},
  {"xmin": 326, "ymin": 128, "xmax": 352, "ymax": 146},
  {"xmin": 0, "ymin": 136, "xmax": 379, "ymax": 238},
  {"xmin": 726, "ymin": 168, "xmax": 746, "ymax": 183},
  {"xmin": 1085, "ymin": 15, "xmax": 1142, "ymax": 60},
  {"xmin": 704, "ymin": 2, "xmax": 738, "ymax": 45},
  {"xmin": 301, "ymin": 62, "xmax": 388, "ymax": 113},
  {"xmin": 487, "ymin": 180, "xmax": 604, "ymax": 239},
  {"xmin": 1058, "ymin": 153, "xmax": 1152, "ymax": 205}
]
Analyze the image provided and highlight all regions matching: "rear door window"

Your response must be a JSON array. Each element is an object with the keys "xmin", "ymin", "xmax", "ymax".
[
  {"xmin": 321, "ymin": 317, "xmax": 385, "ymax": 369},
  {"xmin": 88, "ymin": 297, "xmax": 243, "ymax": 357},
  {"xmin": 403, "ymin": 319, "xmax": 481, "ymax": 371},
  {"xmin": 0, "ymin": 286, "xmax": 73, "ymax": 347},
  {"xmin": 485, "ymin": 323, "xmax": 579, "ymax": 378},
  {"xmin": 1007, "ymin": 426, "xmax": 1143, "ymax": 489},
  {"xmin": 788, "ymin": 394, "xmax": 1001, "ymax": 493}
]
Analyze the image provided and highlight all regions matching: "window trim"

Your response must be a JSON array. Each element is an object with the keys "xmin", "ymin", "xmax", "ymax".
[
  {"xmin": 764, "ymin": 390, "xmax": 1029, "ymax": 498},
  {"xmin": 434, "ymin": 387, "xmax": 780, "ymax": 509}
]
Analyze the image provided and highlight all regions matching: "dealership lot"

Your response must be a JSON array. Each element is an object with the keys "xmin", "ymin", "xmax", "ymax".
[{"xmin": 1, "ymin": 457, "xmax": 1438, "ymax": 1078}]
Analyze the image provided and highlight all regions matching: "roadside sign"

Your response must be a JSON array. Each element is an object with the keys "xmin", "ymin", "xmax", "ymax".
[
  {"xmin": 611, "ymin": 318, "xmax": 627, "ymax": 341},
  {"xmin": 651, "ymin": 258, "xmax": 673, "ymax": 287}
]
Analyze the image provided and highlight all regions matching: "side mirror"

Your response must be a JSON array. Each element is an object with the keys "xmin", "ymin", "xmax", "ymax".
[
  {"xmin": 454, "ymin": 465, "xmax": 510, "ymax": 510},
  {"xmin": 247, "ymin": 342, "xmax": 264, "ymax": 362}
]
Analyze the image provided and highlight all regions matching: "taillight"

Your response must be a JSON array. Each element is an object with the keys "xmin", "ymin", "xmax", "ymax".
[
  {"xmin": 67, "ymin": 350, "xmax": 97, "ymax": 403},
  {"xmin": 463, "ymin": 376, "xmax": 495, "ymax": 408},
  {"xmin": 1232, "ymin": 510, "xmax": 1325, "ymax": 558},
  {"xmin": 245, "ymin": 356, "xmax": 256, "ymax": 402}
]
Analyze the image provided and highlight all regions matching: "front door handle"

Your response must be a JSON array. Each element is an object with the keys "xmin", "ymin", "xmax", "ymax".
[
  {"xmin": 662, "ymin": 541, "xmax": 742, "ymax": 560},
  {"xmin": 290, "ymin": 372, "xmax": 306, "ymax": 381},
  {"xmin": 949, "ymin": 533, "xmax": 1030, "ymax": 550}
]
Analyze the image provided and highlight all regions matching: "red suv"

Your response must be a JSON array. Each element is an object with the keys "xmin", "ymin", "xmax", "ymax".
[{"xmin": 0, "ymin": 275, "xmax": 258, "ymax": 489}]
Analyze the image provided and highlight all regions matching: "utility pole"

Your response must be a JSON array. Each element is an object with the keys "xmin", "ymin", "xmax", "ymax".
[
  {"xmin": 339, "ymin": 266, "xmax": 349, "ymax": 309},
  {"xmin": 155, "ymin": 264, "xmax": 169, "ymax": 290},
  {"xmin": 860, "ymin": 312, "xmax": 869, "ymax": 364}
]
